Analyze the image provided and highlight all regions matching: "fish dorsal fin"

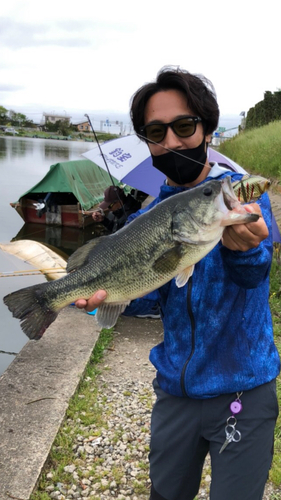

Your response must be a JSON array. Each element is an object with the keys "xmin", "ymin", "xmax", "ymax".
[
  {"xmin": 152, "ymin": 245, "xmax": 185, "ymax": 274},
  {"xmin": 67, "ymin": 237, "xmax": 107, "ymax": 273},
  {"xmin": 175, "ymin": 265, "xmax": 194, "ymax": 287},
  {"xmin": 96, "ymin": 302, "xmax": 130, "ymax": 329}
]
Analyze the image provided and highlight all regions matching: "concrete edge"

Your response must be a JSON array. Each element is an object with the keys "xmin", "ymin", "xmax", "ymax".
[{"xmin": 0, "ymin": 307, "xmax": 101, "ymax": 500}]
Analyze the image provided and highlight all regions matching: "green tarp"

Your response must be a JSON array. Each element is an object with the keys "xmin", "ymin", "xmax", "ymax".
[{"xmin": 18, "ymin": 159, "xmax": 123, "ymax": 211}]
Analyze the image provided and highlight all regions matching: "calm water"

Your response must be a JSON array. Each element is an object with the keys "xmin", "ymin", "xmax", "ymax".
[{"xmin": 0, "ymin": 136, "xmax": 97, "ymax": 376}]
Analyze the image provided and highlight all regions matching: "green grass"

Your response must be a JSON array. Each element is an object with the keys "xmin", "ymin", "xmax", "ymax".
[
  {"xmin": 269, "ymin": 250, "xmax": 281, "ymax": 486},
  {"xmin": 0, "ymin": 129, "xmax": 119, "ymax": 142},
  {"xmin": 218, "ymin": 120, "xmax": 281, "ymax": 181}
]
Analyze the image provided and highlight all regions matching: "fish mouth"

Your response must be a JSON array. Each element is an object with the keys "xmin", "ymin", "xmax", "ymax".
[
  {"xmin": 219, "ymin": 176, "xmax": 258, "ymax": 222},
  {"xmin": 214, "ymin": 176, "xmax": 251, "ymax": 219},
  {"xmin": 221, "ymin": 177, "xmax": 241, "ymax": 211},
  {"xmin": 218, "ymin": 176, "xmax": 260, "ymax": 227}
]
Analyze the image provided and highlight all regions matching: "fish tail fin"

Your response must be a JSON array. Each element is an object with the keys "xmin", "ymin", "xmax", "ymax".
[{"xmin": 3, "ymin": 283, "xmax": 58, "ymax": 340}]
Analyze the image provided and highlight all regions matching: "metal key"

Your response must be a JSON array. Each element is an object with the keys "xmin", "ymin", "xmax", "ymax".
[{"xmin": 219, "ymin": 424, "xmax": 241, "ymax": 454}]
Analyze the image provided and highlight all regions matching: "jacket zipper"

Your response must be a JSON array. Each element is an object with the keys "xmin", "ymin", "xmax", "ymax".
[{"xmin": 180, "ymin": 277, "xmax": 196, "ymax": 396}]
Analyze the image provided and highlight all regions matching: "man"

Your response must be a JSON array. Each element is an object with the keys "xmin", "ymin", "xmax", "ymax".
[
  {"xmin": 76, "ymin": 67, "xmax": 280, "ymax": 500},
  {"xmin": 92, "ymin": 185, "xmax": 141, "ymax": 233}
]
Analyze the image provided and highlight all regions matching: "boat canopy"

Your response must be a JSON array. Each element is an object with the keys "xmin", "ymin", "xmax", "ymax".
[{"xmin": 17, "ymin": 159, "xmax": 123, "ymax": 211}]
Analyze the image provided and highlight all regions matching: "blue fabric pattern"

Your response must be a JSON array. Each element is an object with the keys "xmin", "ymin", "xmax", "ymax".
[{"xmin": 125, "ymin": 167, "xmax": 280, "ymax": 398}]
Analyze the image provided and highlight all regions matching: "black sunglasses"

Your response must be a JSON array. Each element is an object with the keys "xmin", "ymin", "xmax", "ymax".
[{"xmin": 139, "ymin": 116, "xmax": 202, "ymax": 144}]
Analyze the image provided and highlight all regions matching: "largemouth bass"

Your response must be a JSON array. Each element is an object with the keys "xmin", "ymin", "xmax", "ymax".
[
  {"xmin": 3, "ymin": 177, "xmax": 259, "ymax": 340},
  {"xmin": 232, "ymin": 174, "xmax": 270, "ymax": 203}
]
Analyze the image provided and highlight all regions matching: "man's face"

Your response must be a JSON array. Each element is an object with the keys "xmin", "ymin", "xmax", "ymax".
[{"xmin": 144, "ymin": 89, "xmax": 211, "ymax": 157}]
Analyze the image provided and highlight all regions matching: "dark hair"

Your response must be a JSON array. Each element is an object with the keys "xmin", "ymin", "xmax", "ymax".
[{"xmin": 130, "ymin": 66, "xmax": 219, "ymax": 139}]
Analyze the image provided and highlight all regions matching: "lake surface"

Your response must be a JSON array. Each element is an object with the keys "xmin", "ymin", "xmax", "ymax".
[{"xmin": 0, "ymin": 136, "xmax": 97, "ymax": 376}]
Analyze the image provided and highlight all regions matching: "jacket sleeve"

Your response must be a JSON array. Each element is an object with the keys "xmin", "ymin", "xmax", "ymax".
[{"xmin": 219, "ymin": 193, "xmax": 273, "ymax": 288}]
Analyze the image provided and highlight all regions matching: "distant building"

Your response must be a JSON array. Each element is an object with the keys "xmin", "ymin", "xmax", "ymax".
[
  {"xmin": 43, "ymin": 112, "xmax": 71, "ymax": 125},
  {"xmin": 76, "ymin": 121, "xmax": 91, "ymax": 132}
]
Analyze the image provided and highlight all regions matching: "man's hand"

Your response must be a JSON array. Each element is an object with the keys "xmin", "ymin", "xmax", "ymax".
[
  {"xmin": 75, "ymin": 290, "xmax": 107, "ymax": 312},
  {"xmin": 92, "ymin": 211, "xmax": 104, "ymax": 222},
  {"xmin": 221, "ymin": 203, "xmax": 269, "ymax": 252}
]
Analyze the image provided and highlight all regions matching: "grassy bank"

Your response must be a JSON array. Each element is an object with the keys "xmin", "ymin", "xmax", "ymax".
[
  {"xmin": 218, "ymin": 121, "xmax": 281, "ymax": 181},
  {"xmin": 269, "ymin": 251, "xmax": 281, "ymax": 486},
  {"xmin": 0, "ymin": 129, "xmax": 118, "ymax": 142}
]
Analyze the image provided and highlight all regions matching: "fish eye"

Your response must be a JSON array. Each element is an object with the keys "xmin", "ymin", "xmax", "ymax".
[{"xmin": 203, "ymin": 186, "xmax": 213, "ymax": 196}]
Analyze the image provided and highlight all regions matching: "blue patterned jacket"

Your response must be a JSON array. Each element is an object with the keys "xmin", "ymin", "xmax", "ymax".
[{"xmin": 124, "ymin": 166, "xmax": 280, "ymax": 398}]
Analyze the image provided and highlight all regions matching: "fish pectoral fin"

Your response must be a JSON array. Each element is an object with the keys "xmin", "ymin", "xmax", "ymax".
[
  {"xmin": 96, "ymin": 302, "xmax": 130, "ymax": 329},
  {"xmin": 67, "ymin": 236, "xmax": 107, "ymax": 272},
  {"xmin": 175, "ymin": 265, "xmax": 194, "ymax": 287},
  {"xmin": 152, "ymin": 245, "xmax": 185, "ymax": 274}
]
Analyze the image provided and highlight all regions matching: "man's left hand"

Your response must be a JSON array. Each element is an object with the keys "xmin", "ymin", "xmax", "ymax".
[{"xmin": 221, "ymin": 203, "xmax": 269, "ymax": 252}]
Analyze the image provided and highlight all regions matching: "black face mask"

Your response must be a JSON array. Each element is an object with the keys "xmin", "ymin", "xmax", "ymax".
[{"xmin": 151, "ymin": 137, "xmax": 207, "ymax": 185}]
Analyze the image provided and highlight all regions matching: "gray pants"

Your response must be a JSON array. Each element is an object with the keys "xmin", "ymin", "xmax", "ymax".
[{"xmin": 149, "ymin": 379, "xmax": 279, "ymax": 500}]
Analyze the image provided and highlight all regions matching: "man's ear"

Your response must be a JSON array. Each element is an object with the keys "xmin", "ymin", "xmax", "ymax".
[{"xmin": 205, "ymin": 133, "xmax": 212, "ymax": 146}]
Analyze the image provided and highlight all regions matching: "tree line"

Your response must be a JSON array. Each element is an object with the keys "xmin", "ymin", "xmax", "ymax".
[
  {"xmin": 0, "ymin": 105, "xmax": 75, "ymax": 136},
  {"xmin": 0, "ymin": 106, "xmax": 35, "ymax": 128},
  {"xmin": 246, "ymin": 90, "xmax": 281, "ymax": 129}
]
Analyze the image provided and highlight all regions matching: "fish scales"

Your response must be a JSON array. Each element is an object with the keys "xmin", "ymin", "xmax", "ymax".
[
  {"xmin": 7, "ymin": 200, "xmax": 176, "ymax": 316},
  {"xmin": 45, "ymin": 198, "xmax": 184, "ymax": 306}
]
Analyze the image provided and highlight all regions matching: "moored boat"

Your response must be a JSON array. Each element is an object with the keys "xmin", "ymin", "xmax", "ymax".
[{"xmin": 10, "ymin": 159, "xmax": 122, "ymax": 229}]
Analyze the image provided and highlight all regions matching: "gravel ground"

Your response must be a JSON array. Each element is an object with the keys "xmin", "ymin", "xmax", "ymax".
[{"xmin": 40, "ymin": 316, "xmax": 280, "ymax": 500}]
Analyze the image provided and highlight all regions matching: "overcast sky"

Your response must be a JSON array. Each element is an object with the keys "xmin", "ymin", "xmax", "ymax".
[{"xmin": 0, "ymin": 0, "xmax": 280, "ymax": 133}]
